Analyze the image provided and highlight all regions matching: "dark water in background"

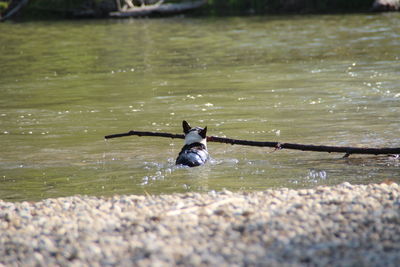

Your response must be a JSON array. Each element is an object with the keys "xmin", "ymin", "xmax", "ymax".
[{"xmin": 0, "ymin": 14, "xmax": 399, "ymax": 201}]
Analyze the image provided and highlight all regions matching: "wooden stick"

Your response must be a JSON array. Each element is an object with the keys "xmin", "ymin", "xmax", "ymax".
[
  {"xmin": 104, "ymin": 130, "xmax": 400, "ymax": 156},
  {"xmin": 105, "ymin": 130, "xmax": 184, "ymax": 140}
]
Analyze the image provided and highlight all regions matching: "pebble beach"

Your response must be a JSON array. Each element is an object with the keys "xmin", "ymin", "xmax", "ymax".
[{"xmin": 1, "ymin": 182, "xmax": 400, "ymax": 266}]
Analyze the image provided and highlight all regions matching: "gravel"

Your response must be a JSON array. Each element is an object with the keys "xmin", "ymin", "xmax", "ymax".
[{"xmin": 1, "ymin": 182, "xmax": 400, "ymax": 266}]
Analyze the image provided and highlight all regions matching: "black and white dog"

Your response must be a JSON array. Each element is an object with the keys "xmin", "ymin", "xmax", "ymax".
[{"xmin": 176, "ymin": 120, "xmax": 209, "ymax": 167}]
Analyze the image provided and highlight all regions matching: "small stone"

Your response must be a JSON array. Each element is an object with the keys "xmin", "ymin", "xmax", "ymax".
[
  {"xmin": 340, "ymin": 182, "xmax": 353, "ymax": 189},
  {"xmin": 389, "ymin": 183, "xmax": 399, "ymax": 189}
]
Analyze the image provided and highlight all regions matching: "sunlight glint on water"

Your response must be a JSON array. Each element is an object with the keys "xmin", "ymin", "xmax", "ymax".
[{"xmin": 0, "ymin": 14, "xmax": 399, "ymax": 201}]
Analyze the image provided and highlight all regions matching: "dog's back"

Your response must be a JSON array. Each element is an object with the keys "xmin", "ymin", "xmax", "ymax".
[
  {"xmin": 176, "ymin": 142, "xmax": 208, "ymax": 167},
  {"xmin": 175, "ymin": 120, "xmax": 209, "ymax": 167}
]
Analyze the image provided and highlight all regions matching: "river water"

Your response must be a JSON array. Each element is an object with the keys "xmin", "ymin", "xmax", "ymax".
[{"xmin": 1, "ymin": 14, "xmax": 399, "ymax": 201}]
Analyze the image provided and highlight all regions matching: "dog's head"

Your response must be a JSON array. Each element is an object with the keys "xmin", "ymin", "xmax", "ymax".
[{"xmin": 182, "ymin": 120, "xmax": 207, "ymax": 146}]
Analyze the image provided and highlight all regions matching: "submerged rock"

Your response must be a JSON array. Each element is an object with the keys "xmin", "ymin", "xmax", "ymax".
[{"xmin": 372, "ymin": 0, "xmax": 400, "ymax": 11}]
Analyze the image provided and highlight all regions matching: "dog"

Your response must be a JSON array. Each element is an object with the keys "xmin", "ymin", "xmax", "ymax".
[{"xmin": 176, "ymin": 120, "xmax": 209, "ymax": 167}]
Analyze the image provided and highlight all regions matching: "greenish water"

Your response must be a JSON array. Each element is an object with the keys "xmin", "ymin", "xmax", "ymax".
[{"xmin": 1, "ymin": 14, "xmax": 399, "ymax": 202}]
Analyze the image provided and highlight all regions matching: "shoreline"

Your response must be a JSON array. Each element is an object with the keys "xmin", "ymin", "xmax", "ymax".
[
  {"xmin": 1, "ymin": 182, "xmax": 400, "ymax": 266},
  {"xmin": 1, "ymin": 0, "xmax": 398, "ymax": 21}
]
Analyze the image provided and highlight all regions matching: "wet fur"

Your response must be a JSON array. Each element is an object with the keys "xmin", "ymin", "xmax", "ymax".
[{"xmin": 176, "ymin": 121, "xmax": 209, "ymax": 167}]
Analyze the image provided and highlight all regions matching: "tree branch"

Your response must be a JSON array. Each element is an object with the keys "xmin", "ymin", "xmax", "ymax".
[
  {"xmin": 104, "ymin": 130, "xmax": 400, "ymax": 156},
  {"xmin": 110, "ymin": 0, "xmax": 206, "ymax": 17}
]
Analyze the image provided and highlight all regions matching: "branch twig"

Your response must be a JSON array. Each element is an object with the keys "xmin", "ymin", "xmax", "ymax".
[
  {"xmin": 0, "ymin": 0, "xmax": 29, "ymax": 22},
  {"xmin": 104, "ymin": 130, "xmax": 400, "ymax": 156}
]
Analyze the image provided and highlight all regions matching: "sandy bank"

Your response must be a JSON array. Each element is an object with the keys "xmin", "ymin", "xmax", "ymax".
[{"xmin": 1, "ymin": 182, "xmax": 400, "ymax": 266}]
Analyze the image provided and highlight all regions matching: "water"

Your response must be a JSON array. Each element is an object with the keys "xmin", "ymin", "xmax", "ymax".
[{"xmin": 1, "ymin": 14, "xmax": 399, "ymax": 202}]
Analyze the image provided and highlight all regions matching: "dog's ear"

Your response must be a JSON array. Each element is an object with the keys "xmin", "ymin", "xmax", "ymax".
[
  {"xmin": 182, "ymin": 120, "xmax": 191, "ymax": 134},
  {"xmin": 199, "ymin": 126, "xmax": 207, "ymax": 138}
]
